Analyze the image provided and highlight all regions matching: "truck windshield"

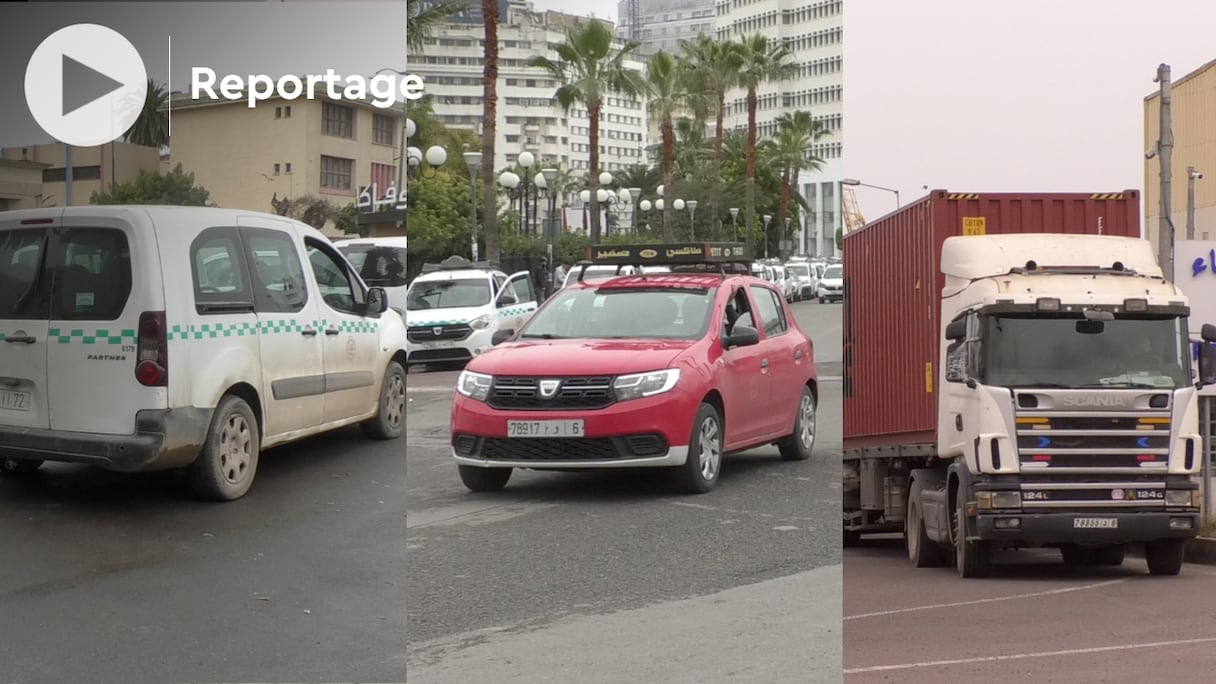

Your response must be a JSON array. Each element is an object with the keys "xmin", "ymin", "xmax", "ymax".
[
  {"xmin": 983, "ymin": 314, "xmax": 1191, "ymax": 389},
  {"xmin": 406, "ymin": 278, "xmax": 490, "ymax": 310},
  {"xmin": 519, "ymin": 287, "xmax": 713, "ymax": 340}
]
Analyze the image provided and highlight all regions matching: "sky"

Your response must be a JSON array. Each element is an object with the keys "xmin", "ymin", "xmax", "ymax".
[
  {"xmin": 843, "ymin": 0, "xmax": 1216, "ymax": 223},
  {"xmin": 532, "ymin": 0, "xmax": 616, "ymax": 23}
]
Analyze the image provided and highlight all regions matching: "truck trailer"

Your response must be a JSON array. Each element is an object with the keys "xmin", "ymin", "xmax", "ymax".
[{"xmin": 842, "ymin": 189, "xmax": 1216, "ymax": 577}]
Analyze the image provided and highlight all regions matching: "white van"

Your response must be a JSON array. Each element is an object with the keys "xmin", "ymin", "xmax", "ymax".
[
  {"xmin": 333, "ymin": 236, "xmax": 408, "ymax": 318},
  {"xmin": 0, "ymin": 206, "xmax": 409, "ymax": 501},
  {"xmin": 404, "ymin": 257, "xmax": 537, "ymax": 368}
]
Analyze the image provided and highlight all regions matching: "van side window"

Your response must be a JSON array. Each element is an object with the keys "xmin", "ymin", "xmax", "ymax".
[
  {"xmin": 305, "ymin": 239, "xmax": 361, "ymax": 315},
  {"xmin": 241, "ymin": 228, "xmax": 308, "ymax": 313},
  {"xmin": 191, "ymin": 228, "xmax": 254, "ymax": 314},
  {"xmin": 52, "ymin": 228, "xmax": 132, "ymax": 321},
  {"xmin": 0, "ymin": 229, "xmax": 50, "ymax": 320}
]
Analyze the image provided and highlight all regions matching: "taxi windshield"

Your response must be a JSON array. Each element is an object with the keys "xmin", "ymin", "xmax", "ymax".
[
  {"xmin": 406, "ymin": 278, "xmax": 490, "ymax": 310},
  {"xmin": 520, "ymin": 286, "xmax": 714, "ymax": 340}
]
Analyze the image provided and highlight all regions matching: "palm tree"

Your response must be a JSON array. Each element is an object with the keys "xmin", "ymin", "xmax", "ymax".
[
  {"xmin": 407, "ymin": 0, "xmax": 467, "ymax": 53},
  {"xmin": 644, "ymin": 51, "xmax": 688, "ymax": 241},
  {"xmin": 529, "ymin": 21, "xmax": 645, "ymax": 243},
  {"xmin": 681, "ymin": 35, "xmax": 743, "ymax": 239},
  {"xmin": 614, "ymin": 163, "xmax": 661, "ymax": 199},
  {"xmin": 735, "ymin": 33, "xmax": 797, "ymax": 256},
  {"xmin": 765, "ymin": 111, "xmax": 828, "ymax": 235},
  {"xmin": 481, "ymin": 0, "xmax": 501, "ymax": 262},
  {"xmin": 125, "ymin": 80, "xmax": 169, "ymax": 147}
]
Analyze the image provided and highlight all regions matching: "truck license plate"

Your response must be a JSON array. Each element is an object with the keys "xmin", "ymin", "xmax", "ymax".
[
  {"xmin": 0, "ymin": 389, "xmax": 31, "ymax": 412},
  {"xmin": 506, "ymin": 420, "xmax": 584, "ymax": 438},
  {"xmin": 1073, "ymin": 517, "xmax": 1118, "ymax": 529}
]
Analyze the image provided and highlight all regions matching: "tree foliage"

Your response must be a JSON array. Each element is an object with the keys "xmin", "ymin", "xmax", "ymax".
[{"xmin": 90, "ymin": 163, "xmax": 212, "ymax": 206}]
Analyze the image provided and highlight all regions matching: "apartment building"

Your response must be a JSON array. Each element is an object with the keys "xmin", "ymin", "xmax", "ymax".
[
  {"xmin": 409, "ymin": 0, "xmax": 649, "ymax": 176},
  {"xmin": 164, "ymin": 93, "xmax": 402, "ymax": 233},
  {"xmin": 618, "ymin": 0, "xmax": 717, "ymax": 56},
  {"xmin": 0, "ymin": 142, "xmax": 162, "ymax": 209}
]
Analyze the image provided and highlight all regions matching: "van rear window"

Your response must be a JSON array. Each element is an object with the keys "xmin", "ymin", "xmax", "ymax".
[
  {"xmin": 0, "ymin": 227, "xmax": 132, "ymax": 321},
  {"xmin": 0, "ymin": 229, "xmax": 49, "ymax": 320}
]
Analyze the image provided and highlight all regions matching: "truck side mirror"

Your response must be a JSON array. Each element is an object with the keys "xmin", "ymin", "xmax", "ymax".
[
  {"xmin": 1199, "ymin": 342, "xmax": 1216, "ymax": 388},
  {"xmin": 1203, "ymin": 323, "xmax": 1216, "ymax": 343},
  {"xmin": 945, "ymin": 318, "xmax": 967, "ymax": 341}
]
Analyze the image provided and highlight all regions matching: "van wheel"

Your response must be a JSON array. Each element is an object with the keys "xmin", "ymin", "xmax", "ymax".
[
  {"xmin": 673, "ymin": 403, "xmax": 722, "ymax": 494},
  {"xmin": 458, "ymin": 465, "xmax": 511, "ymax": 492},
  {"xmin": 362, "ymin": 361, "xmax": 406, "ymax": 440},
  {"xmin": 188, "ymin": 396, "xmax": 260, "ymax": 501},
  {"xmin": 0, "ymin": 457, "xmax": 43, "ymax": 475},
  {"xmin": 777, "ymin": 387, "xmax": 815, "ymax": 460}
]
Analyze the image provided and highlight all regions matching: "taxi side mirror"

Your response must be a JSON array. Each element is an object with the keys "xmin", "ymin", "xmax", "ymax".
[{"xmin": 724, "ymin": 324, "xmax": 760, "ymax": 348}]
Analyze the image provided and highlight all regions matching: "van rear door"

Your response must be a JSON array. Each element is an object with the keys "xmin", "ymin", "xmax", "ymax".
[
  {"xmin": 46, "ymin": 212, "xmax": 161, "ymax": 434},
  {"xmin": 0, "ymin": 213, "xmax": 57, "ymax": 430}
]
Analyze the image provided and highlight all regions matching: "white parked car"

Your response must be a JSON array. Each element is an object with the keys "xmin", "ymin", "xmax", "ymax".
[
  {"xmin": 334, "ymin": 236, "xmax": 408, "ymax": 318},
  {"xmin": 786, "ymin": 261, "xmax": 816, "ymax": 301},
  {"xmin": 405, "ymin": 258, "xmax": 537, "ymax": 369},
  {"xmin": 816, "ymin": 263, "xmax": 843, "ymax": 303},
  {"xmin": 0, "ymin": 206, "xmax": 408, "ymax": 500}
]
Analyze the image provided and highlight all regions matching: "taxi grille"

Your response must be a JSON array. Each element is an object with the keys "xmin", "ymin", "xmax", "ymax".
[
  {"xmin": 487, "ymin": 376, "xmax": 616, "ymax": 410},
  {"xmin": 408, "ymin": 324, "xmax": 472, "ymax": 342},
  {"xmin": 452, "ymin": 433, "xmax": 668, "ymax": 461}
]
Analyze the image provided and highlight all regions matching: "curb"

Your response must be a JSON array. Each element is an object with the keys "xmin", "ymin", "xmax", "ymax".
[{"xmin": 1186, "ymin": 536, "xmax": 1216, "ymax": 565}]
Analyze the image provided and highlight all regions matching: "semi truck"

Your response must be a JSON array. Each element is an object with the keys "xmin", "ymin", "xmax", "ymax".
[{"xmin": 842, "ymin": 189, "xmax": 1216, "ymax": 577}]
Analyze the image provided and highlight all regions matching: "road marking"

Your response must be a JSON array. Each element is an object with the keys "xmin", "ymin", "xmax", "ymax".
[
  {"xmin": 844, "ymin": 636, "xmax": 1216, "ymax": 674},
  {"xmin": 843, "ymin": 578, "xmax": 1127, "ymax": 620},
  {"xmin": 407, "ymin": 386, "xmax": 453, "ymax": 393}
]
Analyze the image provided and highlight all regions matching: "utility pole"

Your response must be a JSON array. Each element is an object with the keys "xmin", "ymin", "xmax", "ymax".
[
  {"xmin": 1188, "ymin": 166, "xmax": 1201, "ymax": 240},
  {"xmin": 1155, "ymin": 63, "xmax": 1173, "ymax": 275}
]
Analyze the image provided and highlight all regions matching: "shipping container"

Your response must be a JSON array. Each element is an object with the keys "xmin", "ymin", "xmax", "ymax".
[{"xmin": 842, "ymin": 189, "xmax": 1142, "ymax": 449}]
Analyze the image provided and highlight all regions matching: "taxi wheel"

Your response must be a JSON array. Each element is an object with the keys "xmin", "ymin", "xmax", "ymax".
[
  {"xmin": 362, "ymin": 362, "xmax": 407, "ymax": 440},
  {"xmin": 674, "ymin": 403, "xmax": 722, "ymax": 494},
  {"xmin": 0, "ymin": 457, "xmax": 43, "ymax": 475},
  {"xmin": 458, "ymin": 465, "xmax": 512, "ymax": 492},
  {"xmin": 188, "ymin": 395, "xmax": 260, "ymax": 502},
  {"xmin": 777, "ymin": 387, "xmax": 815, "ymax": 461}
]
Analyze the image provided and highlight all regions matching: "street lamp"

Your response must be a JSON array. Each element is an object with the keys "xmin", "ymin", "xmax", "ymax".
[
  {"xmin": 687, "ymin": 199, "xmax": 698, "ymax": 238},
  {"xmin": 498, "ymin": 171, "xmax": 524, "ymax": 233},
  {"xmin": 763, "ymin": 214, "xmax": 773, "ymax": 259},
  {"xmin": 628, "ymin": 187, "xmax": 641, "ymax": 235},
  {"xmin": 518, "ymin": 151, "xmax": 536, "ymax": 234},
  {"xmin": 464, "ymin": 152, "xmax": 482, "ymax": 262},
  {"xmin": 1188, "ymin": 166, "xmax": 1203, "ymax": 240},
  {"xmin": 542, "ymin": 167, "xmax": 559, "ymax": 246},
  {"xmin": 407, "ymin": 145, "xmax": 448, "ymax": 178},
  {"xmin": 841, "ymin": 178, "xmax": 900, "ymax": 209},
  {"xmin": 579, "ymin": 189, "xmax": 592, "ymax": 235},
  {"xmin": 729, "ymin": 207, "xmax": 739, "ymax": 241},
  {"xmin": 783, "ymin": 216, "xmax": 791, "ymax": 257}
]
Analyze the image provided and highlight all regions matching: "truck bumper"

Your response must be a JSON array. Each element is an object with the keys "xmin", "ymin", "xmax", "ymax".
[{"xmin": 976, "ymin": 511, "xmax": 1200, "ymax": 544}]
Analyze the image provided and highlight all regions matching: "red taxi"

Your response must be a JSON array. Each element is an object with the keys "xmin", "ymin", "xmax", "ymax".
[{"xmin": 449, "ymin": 243, "xmax": 818, "ymax": 493}]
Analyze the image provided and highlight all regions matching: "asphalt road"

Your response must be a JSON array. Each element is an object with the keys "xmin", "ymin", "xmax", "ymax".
[
  {"xmin": 0, "ymin": 425, "xmax": 406, "ymax": 683},
  {"xmin": 405, "ymin": 299, "xmax": 844, "ymax": 683},
  {"xmin": 844, "ymin": 536, "xmax": 1216, "ymax": 682}
]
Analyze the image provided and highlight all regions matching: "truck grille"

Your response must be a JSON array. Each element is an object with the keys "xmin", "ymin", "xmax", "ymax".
[
  {"xmin": 487, "ymin": 376, "xmax": 616, "ymax": 410},
  {"xmin": 408, "ymin": 324, "xmax": 472, "ymax": 342}
]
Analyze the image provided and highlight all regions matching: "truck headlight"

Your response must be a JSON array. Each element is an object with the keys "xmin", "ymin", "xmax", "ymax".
[
  {"xmin": 469, "ymin": 314, "xmax": 491, "ymax": 330},
  {"xmin": 977, "ymin": 491, "xmax": 1022, "ymax": 509},
  {"xmin": 456, "ymin": 370, "xmax": 493, "ymax": 401},
  {"xmin": 1165, "ymin": 490, "xmax": 1199, "ymax": 507},
  {"xmin": 613, "ymin": 369, "xmax": 680, "ymax": 400}
]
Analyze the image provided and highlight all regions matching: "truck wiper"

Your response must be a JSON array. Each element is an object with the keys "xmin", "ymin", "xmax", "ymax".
[
  {"xmin": 1004, "ymin": 383, "xmax": 1072, "ymax": 389},
  {"xmin": 1079, "ymin": 381, "xmax": 1163, "ymax": 389},
  {"xmin": 11, "ymin": 235, "xmax": 48, "ymax": 313}
]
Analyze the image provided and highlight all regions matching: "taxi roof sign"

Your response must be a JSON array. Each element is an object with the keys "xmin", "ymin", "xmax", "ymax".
[
  {"xmin": 420, "ymin": 255, "xmax": 498, "ymax": 273},
  {"xmin": 585, "ymin": 242, "xmax": 751, "ymax": 265}
]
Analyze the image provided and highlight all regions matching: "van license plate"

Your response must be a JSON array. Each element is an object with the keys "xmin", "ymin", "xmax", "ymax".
[
  {"xmin": 1073, "ymin": 517, "xmax": 1117, "ymax": 529},
  {"xmin": 507, "ymin": 420, "xmax": 584, "ymax": 438},
  {"xmin": 0, "ymin": 389, "xmax": 31, "ymax": 412}
]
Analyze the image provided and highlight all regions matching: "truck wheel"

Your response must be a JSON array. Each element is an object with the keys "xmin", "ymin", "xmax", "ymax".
[
  {"xmin": 1094, "ymin": 545, "xmax": 1125, "ymax": 566},
  {"xmin": 906, "ymin": 481, "xmax": 943, "ymax": 567},
  {"xmin": 0, "ymin": 457, "xmax": 43, "ymax": 475},
  {"xmin": 952, "ymin": 492, "xmax": 990, "ymax": 578},
  {"xmin": 673, "ymin": 403, "xmax": 722, "ymax": 494},
  {"xmin": 777, "ymin": 387, "xmax": 815, "ymax": 461},
  {"xmin": 1145, "ymin": 539, "xmax": 1186, "ymax": 575},
  {"xmin": 362, "ymin": 361, "xmax": 406, "ymax": 440},
  {"xmin": 458, "ymin": 465, "xmax": 512, "ymax": 492},
  {"xmin": 188, "ymin": 395, "xmax": 260, "ymax": 501}
]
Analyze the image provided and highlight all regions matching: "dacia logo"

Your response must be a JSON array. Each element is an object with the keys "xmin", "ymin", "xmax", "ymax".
[{"xmin": 433, "ymin": 327, "xmax": 443, "ymax": 335}]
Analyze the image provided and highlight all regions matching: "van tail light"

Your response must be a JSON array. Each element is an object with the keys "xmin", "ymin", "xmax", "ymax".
[{"xmin": 135, "ymin": 311, "xmax": 168, "ymax": 387}]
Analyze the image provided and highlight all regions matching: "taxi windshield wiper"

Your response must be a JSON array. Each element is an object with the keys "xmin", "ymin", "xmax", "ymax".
[
  {"xmin": 12, "ymin": 235, "xmax": 48, "ymax": 313},
  {"xmin": 519, "ymin": 333, "xmax": 565, "ymax": 339}
]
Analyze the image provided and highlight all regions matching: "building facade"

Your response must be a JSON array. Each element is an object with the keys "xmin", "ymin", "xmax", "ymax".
[
  {"xmin": 716, "ymin": 0, "xmax": 843, "ymax": 257},
  {"xmin": 0, "ymin": 142, "xmax": 162, "ymax": 209},
  {"xmin": 164, "ymin": 94, "xmax": 402, "ymax": 234},
  {"xmin": 618, "ymin": 0, "xmax": 717, "ymax": 57},
  {"xmin": 409, "ymin": 0, "xmax": 649, "ymax": 177},
  {"xmin": 1144, "ymin": 58, "xmax": 1216, "ymax": 248}
]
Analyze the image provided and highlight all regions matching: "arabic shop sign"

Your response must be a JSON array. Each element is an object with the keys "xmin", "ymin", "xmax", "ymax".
[{"xmin": 357, "ymin": 183, "xmax": 407, "ymax": 213}]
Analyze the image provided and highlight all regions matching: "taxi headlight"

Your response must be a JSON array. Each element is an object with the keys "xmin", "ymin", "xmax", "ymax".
[
  {"xmin": 456, "ymin": 370, "xmax": 493, "ymax": 401},
  {"xmin": 613, "ymin": 369, "xmax": 681, "ymax": 401},
  {"xmin": 469, "ymin": 314, "xmax": 491, "ymax": 330}
]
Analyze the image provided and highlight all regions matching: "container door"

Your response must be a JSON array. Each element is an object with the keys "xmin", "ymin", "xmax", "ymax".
[
  {"xmin": 303, "ymin": 237, "xmax": 381, "ymax": 424},
  {"xmin": 47, "ymin": 215, "xmax": 157, "ymax": 434},
  {"xmin": 0, "ymin": 216, "xmax": 54, "ymax": 430}
]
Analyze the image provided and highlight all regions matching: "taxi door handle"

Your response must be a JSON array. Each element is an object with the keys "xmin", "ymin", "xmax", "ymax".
[
  {"xmin": 325, "ymin": 328, "xmax": 340, "ymax": 336},
  {"xmin": 760, "ymin": 359, "xmax": 769, "ymax": 369},
  {"xmin": 301, "ymin": 327, "xmax": 318, "ymax": 337},
  {"xmin": 3, "ymin": 334, "xmax": 35, "ymax": 344},
  {"xmin": 794, "ymin": 349, "xmax": 803, "ymax": 360}
]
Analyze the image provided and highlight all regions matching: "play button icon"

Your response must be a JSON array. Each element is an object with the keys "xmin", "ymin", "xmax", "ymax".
[{"xmin": 25, "ymin": 24, "xmax": 148, "ymax": 147}]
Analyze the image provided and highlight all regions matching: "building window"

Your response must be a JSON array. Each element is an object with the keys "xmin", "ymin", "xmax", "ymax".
[
  {"xmin": 285, "ymin": 162, "xmax": 292, "ymax": 173},
  {"xmin": 275, "ymin": 106, "xmax": 282, "ymax": 119},
  {"xmin": 273, "ymin": 163, "xmax": 281, "ymax": 175},
  {"xmin": 42, "ymin": 165, "xmax": 101, "ymax": 182},
  {"xmin": 322, "ymin": 102, "xmax": 355, "ymax": 139},
  {"xmin": 320, "ymin": 155, "xmax": 354, "ymax": 191},
  {"xmin": 372, "ymin": 113, "xmax": 396, "ymax": 146},
  {"xmin": 285, "ymin": 106, "xmax": 292, "ymax": 117}
]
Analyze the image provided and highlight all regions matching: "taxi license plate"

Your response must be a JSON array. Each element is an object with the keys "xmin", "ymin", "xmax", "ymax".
[
  {"xmin": 0, "ymin": 389, "xmax": 31, "ymax": 412},
  {"xmin": 507, "ymin": 420, "xmax": 584, "ymax": 438},
  {"xmin": 418, "ymin": 340, "xmax": 453, "ymax": 350},
  {"xmin": 1073, "ymin": 517, "xmax": 1117, "ymax": 529}
]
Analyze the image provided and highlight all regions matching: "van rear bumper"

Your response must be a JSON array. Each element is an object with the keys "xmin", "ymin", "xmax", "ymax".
[{"xmin": 0, "ymin": 408, "xmax": 210, "ymax": 472}]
